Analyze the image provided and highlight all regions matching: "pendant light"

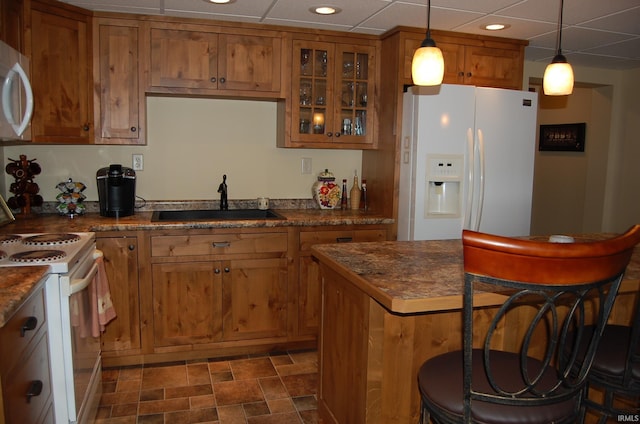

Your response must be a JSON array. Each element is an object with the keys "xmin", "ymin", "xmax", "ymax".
[
  {"xmin": 543, "ymin": 0, "xmax": 574, "ymax": 95},
  {"xmin": 411, "ymin": 0, "xmax": 444, "ymax": 86}
]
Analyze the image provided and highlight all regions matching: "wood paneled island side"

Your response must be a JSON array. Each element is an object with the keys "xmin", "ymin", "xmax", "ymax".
[{"xmin": 311, "ymin": 238, "xmax": 640, "ymax": 424}]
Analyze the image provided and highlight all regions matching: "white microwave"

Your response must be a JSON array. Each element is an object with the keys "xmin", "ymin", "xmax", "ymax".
[{"xmin": 0, "ymin": 40, "xmax": 33, "ymax": 142}]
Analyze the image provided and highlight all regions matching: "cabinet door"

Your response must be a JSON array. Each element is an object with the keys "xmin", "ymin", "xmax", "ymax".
[
  {"xmin": 152, "ymin": 261, "xmax": 223, "ymax": 346},
  {"xmin": 95, "ymin": 23, "xmax": 144, "ymax": 144},
  {"xmin": 462, "ymin": 45, "xmax": 523, "ymax": 90},
  {"xmin": 222, "ymin": 258, "xmax": 288, "ymax": 341},
  {"xmin": 30, "ymin": 2, "xmax": 92, "ymax": 143},
  {"xmin": 149, "ymin": 27, "xmax": 218, "ymax": 90},
  {"xmin": 218, "ymin": 33, "xmax": 281, "ymax": 92},
  {"xmin": 291, "ymin": 40, "xmax": 334, "ymax": 144},
  {"xmin": 333, "ymin": 43, "xmax": 376, "ymax": 145},
  {"xmin": 97, "ymin": 236, "xmax": 141, "ymax": 355}
]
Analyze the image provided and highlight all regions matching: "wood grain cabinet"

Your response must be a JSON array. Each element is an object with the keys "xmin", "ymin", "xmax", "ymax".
[
  {"xmin": 28, "ymin": 0, "xmax": 93, "ymax": 143},
  {"xmin": 0, "ymin": 283, "xmax": 53, "ymax": 424},
  {"xmin": 96, "ymin": 234, "xmax": 142, "ymax": 362},
  {"xmin": 403, "ymin": 30, "xmax": 526, "ymax": 90},
  {"xmin": 281, "ymin": 39, "xmax": 377, "ymax": 149},
  {"xmin": 297, "ymin": 226, "xmax": 388, "ymax": 336},
  {"xmin": 147, "ymin": 23, "xmax": 282, "ymax": 96},
  {"xmin": 93, "ymin": 19, "xmax": 145, "ymax": 145},
  {"xmin": 149, "ymin": 230, "xmax": 289, "ymax": 355}
]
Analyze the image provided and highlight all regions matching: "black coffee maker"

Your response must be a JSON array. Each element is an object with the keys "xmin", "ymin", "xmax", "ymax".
[{"xmin": 97, "ymin": 164, "xmax": 136, "ymax": 217}]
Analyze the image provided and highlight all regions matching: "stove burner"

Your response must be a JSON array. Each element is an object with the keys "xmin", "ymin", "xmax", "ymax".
[
  {"xmin": 0, "ymin": 234, "xmax": 22, "ymax": 245},
  {"xmin": 22, "ymin": 233, "xmax": 81, "ymax": 246},
  {"xmin": 10, "ymin": 250, "xmax": 67, "ymax": 263}
]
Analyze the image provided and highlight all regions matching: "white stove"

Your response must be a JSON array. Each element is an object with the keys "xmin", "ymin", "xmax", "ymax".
[
  {"xmin": 0, "ymin": 232, "xmax": 102, "ymax": 424},
  {"xmin": 0, "ymin": 232, "xmax": 95, "ymax": 273}
]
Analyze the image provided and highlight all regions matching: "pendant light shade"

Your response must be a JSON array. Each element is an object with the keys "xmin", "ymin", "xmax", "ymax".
[
  {"xmin": 543, "ymin": 0, "xmax": 574, "ymax": 95},
  {"xmin": 411, "ymin": 0, "xmax": 444, "ymax": 86}
]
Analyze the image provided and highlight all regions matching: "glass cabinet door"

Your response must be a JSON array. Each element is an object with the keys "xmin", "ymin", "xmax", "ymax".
[
  {"xmin": 336, "ymin": 49, "xmax": 370, "ymax": 140},
  {"xmin": 293, "ymin": 41, "xmax": 333, "ymax": 140},
  {"xmin": 291, "ymin": 40, "xmax": 375, "ymax": 147}
]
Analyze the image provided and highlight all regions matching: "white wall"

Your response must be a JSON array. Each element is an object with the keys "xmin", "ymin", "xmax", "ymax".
[{"xmin": 2, "ymin": 97, "xmax": 362, "ymax": 202}]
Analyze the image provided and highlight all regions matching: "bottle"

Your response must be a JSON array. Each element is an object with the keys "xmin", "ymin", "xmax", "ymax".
[
  {"xmin": 361, "ymin": 179, "xmax": 367, "ymax": 211},
  {"xmin": 341, "ymin": 179, "xmax": 348, "ymax": 210},
  {"xmin": 350, "ymin": 172, "xmax": 361, "ymax": 210}
]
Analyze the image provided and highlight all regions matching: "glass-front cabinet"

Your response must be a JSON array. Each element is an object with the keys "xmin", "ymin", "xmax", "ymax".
[{"xmin": 287, "ymin": 40, "xmax": 376, "ymax": 148}]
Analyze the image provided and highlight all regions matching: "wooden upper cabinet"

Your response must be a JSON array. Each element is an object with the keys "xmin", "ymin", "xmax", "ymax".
[
  {"xmin": 403, "ymin": 30, "xmax": 526, "ymax": 90},
  {"xmin": 1, "ymin": 0, "xmax": 26, "ymax": 51},
  {"xmin": 93, "ymin": 20, "xmax": 144, "ymax": 144},
  {"xmin": 148, "ymin": 23, "xmax": 282, "ymax": 96},
  {"xmin": 280, "ymin": 38, "xmax": 378, "ymax": 149},
  {"xmin": 28, "ymin": 0, "xmax": 93, "ymax": 143}
]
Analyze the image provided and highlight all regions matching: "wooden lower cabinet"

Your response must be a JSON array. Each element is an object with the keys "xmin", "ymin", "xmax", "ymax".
[
  {"xmin": 97, "ymin": 234, "xmax": 142, "ymax": 360},
  {"xmin": 297, "ymin": 226, "xmax": 388, "ymax": 336},
  {"xmin": 0, "ymin": 283, "xmax": 53, "ymax": 424},
  {"xmin": 152, "ymin": 261, "xmax": 223, "ymax": 346}
]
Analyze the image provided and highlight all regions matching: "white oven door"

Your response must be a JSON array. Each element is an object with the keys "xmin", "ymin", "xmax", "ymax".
[{"xmin": 49, "ymin": 248, "xmax": 103, "ymax": 424}]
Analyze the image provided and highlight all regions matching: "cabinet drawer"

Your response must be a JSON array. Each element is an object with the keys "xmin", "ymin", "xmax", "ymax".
[
  {"xmin": 3, "ymin": 333, "xmax": 52, "ymax": 424},
  {"xmin": 0, "ymin": 287, "xmax": 46, "ymax": 375},
  {"xmin": 299, "ymin": 229, "xmax": 387, "ymax": 252},
  {"xmin": 151, "ymin": 232, "xmax": 287, "ymax": 257}
]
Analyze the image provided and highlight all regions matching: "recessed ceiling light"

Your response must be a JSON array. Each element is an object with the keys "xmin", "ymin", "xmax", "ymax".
[
  {"xmin": 483, "ymin": 23, "xmax": 510, "ymax": 31},
  {"xmin": 205, "ymin": 0, "xmax": 236, "ymax": 4},
  {"xmin": 311, "ymin": 6, "xmax": 342, "ymax": 15}
]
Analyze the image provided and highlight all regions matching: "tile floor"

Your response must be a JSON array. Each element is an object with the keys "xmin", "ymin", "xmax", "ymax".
[{"xmin": 97, "ymin": 350, "xmax": 318, "ymax": 424}]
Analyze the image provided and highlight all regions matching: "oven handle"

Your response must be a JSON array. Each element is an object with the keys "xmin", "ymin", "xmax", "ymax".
[{"xmin": 69, "ymin": 250, "xmax": 103, "ymax": 295}]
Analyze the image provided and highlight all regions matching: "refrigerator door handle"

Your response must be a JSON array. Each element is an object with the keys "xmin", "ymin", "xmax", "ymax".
[
  {"xmin": 474, "ymin": 129, "xmax": 486, "ymax": 231},
  {"xmin": 464, "ymin": 128, "xmax": 474, "ymax": 230}
]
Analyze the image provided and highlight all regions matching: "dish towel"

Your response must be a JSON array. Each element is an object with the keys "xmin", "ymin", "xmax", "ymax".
[{"xmin": 70, "ymin": 255, "xmax": 117, "ymax": 338}]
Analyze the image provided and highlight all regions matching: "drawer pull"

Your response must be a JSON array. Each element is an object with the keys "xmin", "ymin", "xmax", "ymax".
[
  {"xmin": 26, "ymin": 380, "xmax": 43, "ymax": 403},
  {"xmin": 336, "ymin": 237, "xmax": 353, "ymax": 243},
  {"xmin": 224, "ymin": 267, "xmax": 230, "ymax": 273},
  {"xmin": 215, "ymin": 268, "xmax": 221, "ymax": 274},
  {"xmin": 212, "ymin": 241, "xmax": 231, "ymax": 248},
  {"xmin": 20, "ymin": 316, "xmax": 38, "ymax": 337}
]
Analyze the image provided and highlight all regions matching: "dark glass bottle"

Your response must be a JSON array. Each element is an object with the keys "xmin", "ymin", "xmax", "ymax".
[
  {"xmin": 341, "ymin": 179, "xmax": 348, "ymax": 210},
  {"xmin": 361, "ymin": 179, "xmax": 367, "ymax": 211}
]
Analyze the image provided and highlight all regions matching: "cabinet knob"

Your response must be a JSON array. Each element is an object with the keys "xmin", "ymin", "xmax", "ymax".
[
  {"xmin": 130, "ymin": 127, "xmax": 137, "ymax": 132},
  {"xmin": 220, "ymin": 77, "xmax": 226, "ymax": 84},
  {"xmin": 215, "ymin": 268, "xmax": 221, "ymax": 274},
  {"xmin": 21, "ymin": 316, "xmax": 38, "ymax": 337},
  {"xmin": 26, "ymin": 380, "xmax": 43, "ymax": 403},
  {"xmin": 82, "ymin": 124, "xmax": 90, "ymax": 131},
  {"xmin": 224, "ymin": 267, "xmax": 230, "ymax": 273},
  {"xmin": 466, "ymin": 72, "xmax": 472, "ymax": 77},
  {"xmin": 128, "ymin": 244, "xmax": 135, "ymax": 251},
  {"xmin": 334, "ymin": 132, "xmax": 341, "ymax": 138},
  {"xmin": 458, "ymin": 71, "xmax": 465, "ymax": 77},
  {"xmin": 326, "ymin": 132, "xmax": 333, "ymax": 137},
  {"xmin": 210, "ymin": 77, "xmax": 217, "ymax": 83}
]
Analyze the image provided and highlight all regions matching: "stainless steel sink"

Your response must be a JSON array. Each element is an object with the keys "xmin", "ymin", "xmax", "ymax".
[{"xmin": 151, "ymin": 209, "xmax": 285, "ymax": 222}]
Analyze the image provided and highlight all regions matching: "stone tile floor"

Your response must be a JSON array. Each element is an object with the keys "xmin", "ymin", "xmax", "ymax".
[{"xmin": 96, "ymin": 350, "xmax": 318, "ymax": 424}]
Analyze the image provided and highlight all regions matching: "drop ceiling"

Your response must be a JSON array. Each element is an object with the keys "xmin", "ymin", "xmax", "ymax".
[{"xmin": 61, "ymin": 0, "xmax": 640, "ymax": 70}]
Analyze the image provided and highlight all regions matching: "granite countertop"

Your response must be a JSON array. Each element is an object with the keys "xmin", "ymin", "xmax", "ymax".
[
  {"xmin": 0, "ymin": 266, "xmax": 49, "ymax": 327},
  {"xmin": 311, "ymin": 237, "xmax": 640, "ymax": 315},
  {"xmin": 0, "ymin": 209, "xmax": 393, "ymax": 233}
]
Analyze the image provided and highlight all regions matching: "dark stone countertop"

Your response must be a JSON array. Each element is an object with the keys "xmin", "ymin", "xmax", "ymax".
[{"xmin": 311, "ymin": 236, "xmax": 640, "ymax": 314}]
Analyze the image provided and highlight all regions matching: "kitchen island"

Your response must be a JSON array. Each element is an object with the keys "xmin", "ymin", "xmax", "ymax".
[{"xmin": 311, "ymin": 237, "xmax": 640, "ymax": 424}]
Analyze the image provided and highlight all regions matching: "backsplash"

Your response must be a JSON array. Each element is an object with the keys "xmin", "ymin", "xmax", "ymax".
[{"xmin": 2, "ymin": 97, "xmax": 362, "ymax": 203}]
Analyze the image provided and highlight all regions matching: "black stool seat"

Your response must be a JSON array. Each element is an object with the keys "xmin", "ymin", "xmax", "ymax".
[
  {"xmin": 589, "ymin": 325, "xmax": 640, "ymax": 383},
  {"xmin": 419, "ymin": 350, "xmax": 576, "ymax": 424}
]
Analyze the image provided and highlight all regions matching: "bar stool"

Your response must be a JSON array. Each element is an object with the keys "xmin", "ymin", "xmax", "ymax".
[
  {"xmin": 418, "ymin": 225, "xmax": 640, "ymax": 424},
  {"xmin": 575, "ymin": 286, "xmax": 640, "ymax": 422}
]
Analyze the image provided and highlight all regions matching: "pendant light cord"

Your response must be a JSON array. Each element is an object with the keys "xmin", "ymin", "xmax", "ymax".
[
  {"xmin": 426, "ymin": 0, "xmax": 432, "ymax": 39},
  {"xmin": 555, "ymin": 0, "xmax": 564, "ymax": 55}
]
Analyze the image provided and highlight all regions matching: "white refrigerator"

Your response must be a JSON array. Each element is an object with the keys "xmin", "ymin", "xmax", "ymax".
[{"xmin": 398, "ymin": 84, "xmax": 538, "ymax": 240}]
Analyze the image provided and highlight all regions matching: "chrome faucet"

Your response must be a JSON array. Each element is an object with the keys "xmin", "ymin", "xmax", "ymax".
[{"xmin": 217, "ymin": 174, "xmax": 228, "ymax": 210}]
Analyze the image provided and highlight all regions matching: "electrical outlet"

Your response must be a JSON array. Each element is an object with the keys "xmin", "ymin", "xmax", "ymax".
[
  {"xmin": 132, "ymin": 154, "xmax": 144, "ymax": 171},
  {"xmin": 301, "ymin": 157, "xmax": 312, "ymax": 174}
]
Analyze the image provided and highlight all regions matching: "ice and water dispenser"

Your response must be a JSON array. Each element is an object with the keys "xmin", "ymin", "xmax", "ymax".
[{"xmin": 425, "ymin": 155, "xmax": 463, "ymax": 218}]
